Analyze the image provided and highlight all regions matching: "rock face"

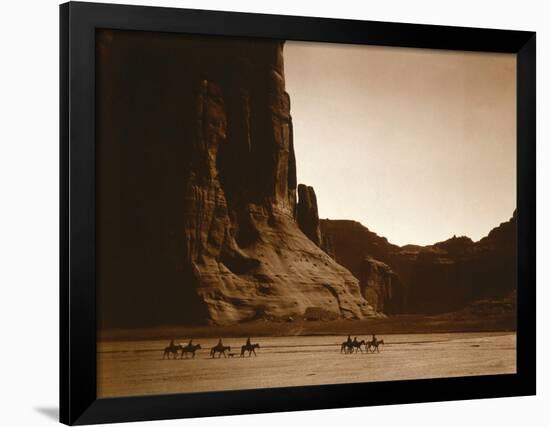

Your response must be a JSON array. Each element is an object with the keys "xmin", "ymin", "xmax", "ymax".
[
  {"xmin": 96, "ymin": 31, "xmax": 376, "ymax": 328},
  {"xmin": 320, "ymin": 220, "xmax": 399, "ymax": 278},
  {"xmin": 297, "ymin": 184, "xmax": 337, "ymax": 259},
  {"xmin": 321, "ymin": 212, "xmax": 517, "ymax": 315},
  {"xmin": 360, "ymin": 257, "xmax": 405, "ymax": 314},
  {"xmin": 297, "ymin": 184, "xmax": 323, "ymax": 246}
]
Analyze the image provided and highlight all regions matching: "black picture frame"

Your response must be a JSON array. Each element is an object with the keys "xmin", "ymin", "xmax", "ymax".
[{"xmin": 60, "ymin": 1, "xmax": 536, "ymax": 425}]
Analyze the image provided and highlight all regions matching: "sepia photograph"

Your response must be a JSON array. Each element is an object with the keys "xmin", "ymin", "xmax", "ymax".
[{"xmin": 95, "ymin": 29, "xmax": 517, "ymax": 398}]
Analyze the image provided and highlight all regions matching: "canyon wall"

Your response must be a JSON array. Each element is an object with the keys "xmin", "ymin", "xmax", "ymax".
[
  {"xmin": 296, "ymin": 184, "xmax": 323, "ymax": 246},
  {"xmin": 360, "ymin": 257, "xmax": 406, "ymax": 313},
  {"xmin": 95, "ymin": 29, "xmax": 515, "ymax": 326},
  {"xmin": 96, "ymin": 31, "xmax": 377, "ymax": 327},
  {"xmin": 321, "ymin": 212, "xmax": 517, "ymax": 315}
]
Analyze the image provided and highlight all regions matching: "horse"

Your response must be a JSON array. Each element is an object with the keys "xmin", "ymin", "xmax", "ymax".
[
  {"xmin": 240, "ymin": 343, "xmax": 260, "ymax": 357},
  {"xmin": 351, "ymin": 339, "xmax": 366, "ymax": 353},
  {"xmin": 180, "ymin": 343, "xmax": 201, "ymax": 359},
  {"xmin": 341, "ymin": 341, "xmax": 354, "ymax": 354},
  {"xmin": 366, "ymin": 339, "xmax": 385, "ymax": 353},
  {"xmin": 162, "ymin": 343, "xmax": 182, "ymax": 359},
  {"xmin": 365, "ymin": 340, "xmax": 374, "ymax": 352},
  {"xmin": 210, "ymin": 344, "xmax": 231, "ymax": 358}
]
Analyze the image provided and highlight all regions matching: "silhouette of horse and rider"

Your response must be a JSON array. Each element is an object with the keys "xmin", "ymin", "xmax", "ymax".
[
  {"xmin": 341, "ymin": 334, "xmax": 384, "ymax": 354},
  {"xmin": 366, "ymin": 335, "xmax": 384, "ymax": 352},
  {"xmin": 180, "ymin": 339, "xmax": 202, "ymax": 358},
  {"xmin": 163, "ymin": 337, "xmax": 261, "ymax": 359},
  {"xmin": 240, "ymin": 337, "xmax": 260, "ymax": 357},
  {"xmin": 210, "ymin": 337, "xmax": 260, "ymax": 358},
  {"xmin": 341, "ymin": 335, "xmax": 365, "ymax": 353},
  {"xmin": 163, "ymin": 339, "xmax": 202, "ymax": 359},
  {"xmin": 162, "ymin": 339, "xmax": 181, "ymax": 359},
  {"xmin": 164, "ymin": 334, "xmax": 383, "ymax": 360},
  {"xmin": 210, "ymin": 339, "xmax": 232, "ymax": 358}
]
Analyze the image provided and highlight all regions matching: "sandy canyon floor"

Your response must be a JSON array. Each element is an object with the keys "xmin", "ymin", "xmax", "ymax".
[{"xmin": 97, "ymin": 332, "xmax": 516, "ymax": 397}]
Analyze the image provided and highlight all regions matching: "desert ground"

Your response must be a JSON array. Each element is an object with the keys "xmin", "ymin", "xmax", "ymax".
[{"xmin": 97, "ymin": 332, "xmax": 516, "ymax": 398}]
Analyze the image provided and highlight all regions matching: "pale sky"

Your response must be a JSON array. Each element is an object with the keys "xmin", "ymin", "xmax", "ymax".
[{"xmin": 284, "ymin": 41, "xmax": 516, "ymax": 246}]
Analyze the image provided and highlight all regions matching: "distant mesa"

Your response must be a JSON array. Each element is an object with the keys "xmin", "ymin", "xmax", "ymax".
[{"xmin": 319, "ymin": 211, "xmax": 517, "ymax": 315}]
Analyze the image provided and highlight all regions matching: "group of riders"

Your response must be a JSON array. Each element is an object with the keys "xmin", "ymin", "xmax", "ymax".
[
  {"xmin": 341, "ymin": 334, "xmax": 384, "ymax": 354},
  {"xmin": 163, "ymin": 337, "xmax": 259, "ymax": 359},
  {"xmin": 164, "ymin": 334, "xmax": 384, "ymax": 359}
]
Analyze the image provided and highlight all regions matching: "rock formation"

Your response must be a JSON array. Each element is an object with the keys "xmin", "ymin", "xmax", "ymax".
[
  {"xmin": 360, "ymin": 257, "xmax": 405, "ymax": 313},
  {"xmin": 321, "ymin": 212, "xmax": 517, "ymax": 315},
  {"xmin": 320, "ymin": 219, "xmax": 399, "ymax": 278},
  {"xmin": 96, "ymin": 31, "xmax": 377, "ymax": 328},
  {"xmin": 322, "ymin": 234, "xmax": 337, "ymax": 260},
  {"xmin": 95, "ymin": 29, "xmax": 514, "ymax": 326},
  {"xmin": 297, "ymin": 184, "xmax": 338, "ymax": 259},
  {"xmin": 297, "ymin": 184, "xmax": 323, "ymax": 246}
]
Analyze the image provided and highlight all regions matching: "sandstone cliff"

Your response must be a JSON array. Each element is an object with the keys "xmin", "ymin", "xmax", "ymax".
[
  {"xmin": 360, "ymin": 257, "xmax": 406, "ymax": 314},
  {"xmin": 97, "ymin": 31, "xmax": 376, "ymax": 327},
  {"xmin": 320, "ymin": 219, "xmax": 399, "ymax": 278},
  {"xmin": 321, "ymin": 212, "xmax": 517, "ymax": 315},
  {"xmin": 296, "ymin": 184, "xmax": 323, "ymax": 246}
]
